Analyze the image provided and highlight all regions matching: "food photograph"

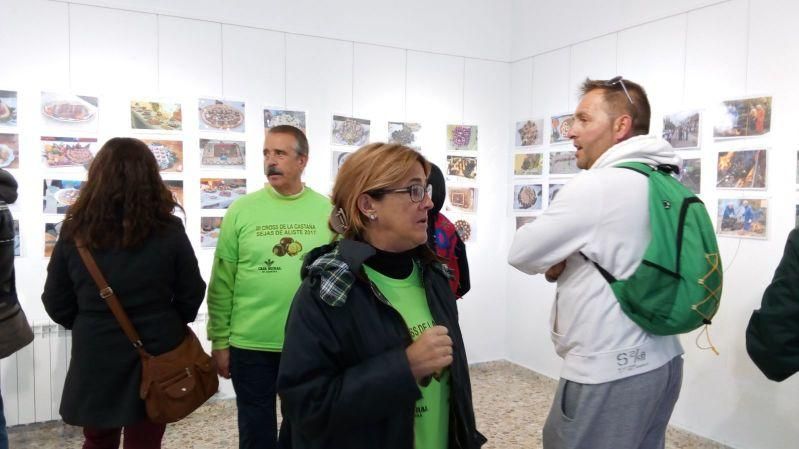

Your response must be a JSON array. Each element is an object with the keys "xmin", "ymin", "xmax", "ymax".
[
  {"xmin": 43, "ymin": 179, "xmax": 83, "ymax": 214},
  {"xmin": 0, "ymin": 90, "xmax": 18, "ymax": 127},
  {"xmin": 41, "ymin": 136, "xmax": 97, "ymax": 169},
  {"xmin": 41, "ymin": 92, "xmax": 98, "ymax": 132},
  {"xmin": 198, "ymin": 98, "xmax": 245, "ymax": 132},
  {"xmin": 331, "ymin": 115, "xmax": 370, "ymax": 146},
  {"xmin": 0, "ymin": 133, "xmax": 19, "ymax": 169},
  {"xmin": 130, "ymin": 100, "xmax": 182, "ymax": 131},
  {"xmin": 200, "ymin": 178, "xmax": 247, "ymax": 209}
]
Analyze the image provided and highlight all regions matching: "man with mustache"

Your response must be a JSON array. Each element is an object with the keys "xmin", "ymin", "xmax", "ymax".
[
  {"xmin": 207, "ymin": 125, "xmax": 332, "ymax": 449},
  {"xmin": 508, "ymin": 78, "xmax": 684, "ymax": 449}
]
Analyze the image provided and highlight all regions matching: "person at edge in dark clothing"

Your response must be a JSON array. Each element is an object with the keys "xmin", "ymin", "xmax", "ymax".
[
  {"xmin": 746, "ymin": 228, "xmax": 799, "ymax": 381},
  {"xmin": 276, "ymin": 143, "xmax": 486, "ymax": 449},
  {"xmin": 427, "ymin": 163, "xmax": 471, "ymax": 299}
]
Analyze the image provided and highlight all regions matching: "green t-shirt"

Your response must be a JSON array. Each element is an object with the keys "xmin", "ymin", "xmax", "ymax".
[
  {"xmin": 207, "ymin": 185, "xmax": 333, "ymax": 351},
  {"xmin": 364, "ymin": 264, "xmax": 450, "ymax": 449}
]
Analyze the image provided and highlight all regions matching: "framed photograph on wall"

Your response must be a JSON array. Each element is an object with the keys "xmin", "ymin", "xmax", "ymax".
[
  {"xmin": 513, "ymin": 153, "xmax": 543, "ymax": 176},
  {"xmin": 0, "ymin": 90, "xmax": 17, "ymax": 128},
  {"xmin": 141, "ymin": 139, "xmax": 183, "ymax": 172},
  {"xmin": 332, "ymin": 115, "xmax": 370, "ymax": 146},
  {"xmin": 198, "ymin": 98, "xmax": 245, "ymax": 133},
  {"xmin": 662, "ymin": 110, "xmax": 700, "ymax": 149},
  {"xmin": 513, "ymin": 184, "xmax": 542, "ymax": 211},
  {"xmin": 41, "ymin": 136, "xmax": 98, "ymax": 169},
  {"xmin": 548, "ymin": 183, "xmax": 565, "ymax": 205},
  {"xmin": 446, "ymin": 155, "xmax": 477, "ymax": 181},
  {"xmin": 131, "ymin": 99, "xmax": 181, "ymax": 132},
  {"xmin": 713, "ymin": 96, "xmax": 772, "ymax": 138},
  {"xmin": 331, "ymin": 150, "xmax": 353, "ymax": 179},
  {"xmin": 200, "ymin": 178, "xmax": 247, "ymax": 210},
  {"xmin": 388, "ymin": 121, "xmax": 422, "ymax": 150},
  {"xmin": 717, "ymin": 198, "xmax": 767, "ymax": 239},
  {"xmin": 450, "ymin": 215, "xmax": 476, "ymax": 243},
  {"xmin": 43, "ymin": 179, "xmax": 84, "ymax": 214},
  {"xmin": 447, "ymin": 124, "xmax": 477, "ymax": 152},
  {"xmin": 42, "ymin": 92, "xmax": 99, "ymax": 133},
  {"xmin": 550, "ymin": 113, "xmax": 574, "ymax": 144},
  {"xmin": 550, "ymin": 151, "xmax": 580, "ymax": 175},
  {"xmin": 200, "ymin": 139, "xmax": 246, "ymax": 169},
  {"xmin": 716, "ymin": 149, "xmax": 767, "ymax": 189},
  {"xmin": 44, "ymin": 221, "xmax": 63, "ymax": 258},
  {"xmin": 164, "ymin": 180, "xmax": 184, "ymax": 208},
  {"xmin": 515, "ymin": 119, "xmax": 543, "ymax": 147},
  {"xmin": 446, "ymin": 186, "xmax": 477, "ymax": 213},
  {"xmin": 200, "ymin": 216, "xmax": 223, "ymax": 248},
  {"xmin": 0, "ymin": 133, "xmax": 19, "ymax": 169},
  {"xmin": 677, "ymin": 156, "xmax": 701, "ymax": 194},
  {"xmin": 264, "ymin": 108, "xmax": 307, "ymax": 132}
]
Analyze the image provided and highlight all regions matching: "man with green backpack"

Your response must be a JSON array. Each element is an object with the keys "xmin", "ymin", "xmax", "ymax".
[{"xmin": 509, "ymin": 77, "xmax": 721, "ymax": 449}]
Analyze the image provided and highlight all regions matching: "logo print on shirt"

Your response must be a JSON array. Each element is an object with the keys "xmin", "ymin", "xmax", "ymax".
[
  {"xmin": 272, "ymin": 236, "xmax": 303, "ymax": 257},
  {"xmin": 258, "ymin": 259, "xmax": 282, "ymax": 273}
]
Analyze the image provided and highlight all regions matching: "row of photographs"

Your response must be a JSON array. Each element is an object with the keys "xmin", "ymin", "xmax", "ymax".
[
  {"xmin": 26, "ymin": 194, "xmax": 794, "ymax": 259},
  {"xmin": 516, "ymin": 198, "xmax": 774, "ymax": 240},
  {"xmin": 0, "ymin": 134, "xmax": 246, "ymax": 171},
  {"xmin": 513, "ymin": 148, "xmax": 770, "ymax": 192},
  {"xmin": 514, "ymin": 96, "xmax": 772, "ymax": 149},
  {"xmin": 37, "ymin": 212, "xmax": 480, "ymax": 258},
  {"xmin": 0, "ymin": 90, "xmax": 482, "ymax": 152},
  {"xmin": 43, "ymin": 178, "xmax": 245, "ymax": 214}
]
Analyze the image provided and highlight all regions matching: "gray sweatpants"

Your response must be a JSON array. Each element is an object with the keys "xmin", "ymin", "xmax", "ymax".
[{"xmin": 542, "ymin": 356, "xmax": 683, "ymax": 449}]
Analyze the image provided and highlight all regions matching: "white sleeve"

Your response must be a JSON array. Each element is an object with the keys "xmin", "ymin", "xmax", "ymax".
[{"xmin": 507, "ymin": 173, "xmax": 603, "ymax": 275}]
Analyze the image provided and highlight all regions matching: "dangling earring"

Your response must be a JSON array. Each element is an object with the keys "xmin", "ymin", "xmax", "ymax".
[{"xmin": 369, "ymin": 214, "xmax": 376, "ymax": 220}]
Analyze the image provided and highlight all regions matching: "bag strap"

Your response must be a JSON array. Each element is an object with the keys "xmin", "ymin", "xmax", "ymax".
[{"xmin": 75, "ymin": 240, "xmax": 151, "ymax": 358}]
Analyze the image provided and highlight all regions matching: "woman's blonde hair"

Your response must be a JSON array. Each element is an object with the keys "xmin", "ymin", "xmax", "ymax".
[{"xmin": 330, "ymin": 143, "xmax": 430, "ymax": 240}]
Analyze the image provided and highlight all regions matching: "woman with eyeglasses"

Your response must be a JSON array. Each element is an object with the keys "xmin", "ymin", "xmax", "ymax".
[{"xmin": 276, "ymin": 143, "xmax": 486, "ymax": 449}]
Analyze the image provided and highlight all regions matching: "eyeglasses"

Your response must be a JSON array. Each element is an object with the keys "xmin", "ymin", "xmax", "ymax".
[
  {"xmin": 605, "ymin": 76, "xmax": 634, "ymax": 105},
  {"xmin": 367, "ymin": 184, "xmax": 432, "ymax": 203}
]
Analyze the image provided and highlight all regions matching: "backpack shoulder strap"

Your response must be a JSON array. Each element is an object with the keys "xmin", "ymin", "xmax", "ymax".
[{"xmin": 613, "ymin": 161, "xmax": 654, "ymax": 176}]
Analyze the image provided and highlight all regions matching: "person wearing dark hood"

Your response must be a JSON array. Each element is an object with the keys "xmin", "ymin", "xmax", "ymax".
[
  {"xmin": 277, "ymin": 143, "xmax": 485, "ymax": 449},
  {"xmin": 427, "ymin": 163, "xmax": 470, "ymax": 298},
  {"xmin": 0, "ymin": 168, "xmax": 31, "ymax": 449}
]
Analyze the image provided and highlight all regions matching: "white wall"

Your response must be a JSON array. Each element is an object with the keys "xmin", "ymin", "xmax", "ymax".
[
  {"xmin": 54, "ymin": 0, "xmax": 513, "ymax": 62},
  {"xmin": 506, "ymin": 1, "xmax": 799, "ymax": 448},
  {"xmin": 0, "ymin": 0, "xmax": 509, "ymax": 424}
]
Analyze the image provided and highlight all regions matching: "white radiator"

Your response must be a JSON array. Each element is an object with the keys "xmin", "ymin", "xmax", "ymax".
[{"xmin": 0, "ymin": 314, "xmax": 226, "ymax": 427}]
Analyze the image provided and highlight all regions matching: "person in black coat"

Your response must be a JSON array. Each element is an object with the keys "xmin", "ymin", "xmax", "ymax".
[
  {"xmin": 277, "ymin": 143, "xmax": 485, "ymax": 449},
  {"xmin": 427, "ymin": 163, "xmax": 470, "ymax": 298},
  {"xmin": 746, "ymin": 228, "xmax": 799, "ymax": 381},
  {"xmin": 42, "ymin": 137, "xmax": 206, "ymax": 449}
]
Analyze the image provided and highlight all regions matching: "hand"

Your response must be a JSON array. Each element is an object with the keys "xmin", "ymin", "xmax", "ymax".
[
  {"xmin": 405, "ymin": 326, "xmax": 453, "ymax": 383},
  {"xmin": 212, "ymin": 348, "xmax": 231, "ymax": 379},
  {"xmin": 545, "ymin": 261, "xmax": 566, "ymax": 283}
]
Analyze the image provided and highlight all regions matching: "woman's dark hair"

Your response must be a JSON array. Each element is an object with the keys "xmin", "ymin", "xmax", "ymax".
[{"xmin": 60, "ymin": 137, "xmax": 182, "ymax": 249}]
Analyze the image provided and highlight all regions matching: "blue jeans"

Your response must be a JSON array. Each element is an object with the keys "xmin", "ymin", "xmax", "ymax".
[
  {"xmin": 230, "ymin": 347, "xmax": 281, "ymax": 449},
  {"xmin": 0, "ymin": 391, "xmax": 8, "ymax": 449}
]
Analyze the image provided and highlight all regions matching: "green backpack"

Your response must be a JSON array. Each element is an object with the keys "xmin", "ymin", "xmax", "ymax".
[{"xmin": 590, "ymin": 162, "xmax": 723, "ymax": 335}]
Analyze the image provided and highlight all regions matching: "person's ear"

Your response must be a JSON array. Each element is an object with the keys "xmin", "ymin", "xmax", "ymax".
[
  {"xmin": 614, "ymin": 115, "xmax": 634, "ymax": 141},
  {"xmin": 357, "ymin": 193, "xmax": 376, "ymax": 218}
]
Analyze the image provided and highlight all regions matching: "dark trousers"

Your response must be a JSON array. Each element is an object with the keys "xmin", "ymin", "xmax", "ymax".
[
  {"xmin": 82, "ymin": 420, "xmax": 166, "ymax": 449},
  {"xmin": 230, "ymin": 347, "xmax": 281, "ymax": 449}
]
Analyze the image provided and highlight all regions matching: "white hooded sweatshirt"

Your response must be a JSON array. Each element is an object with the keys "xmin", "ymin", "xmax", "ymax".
[{"xmin": 508, "ymin": 135, "xmax": 684, "ymax": 384}]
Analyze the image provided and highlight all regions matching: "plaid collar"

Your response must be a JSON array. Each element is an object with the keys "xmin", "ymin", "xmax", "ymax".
[{"xmin": 305, "ymin": 240, "xmax": 452, "ymax": 307}]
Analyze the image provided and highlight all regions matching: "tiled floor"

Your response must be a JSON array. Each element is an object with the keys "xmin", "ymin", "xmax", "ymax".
[{"xmin": 9, "ymin": 360, "xmax": 728, "ymax": 448}]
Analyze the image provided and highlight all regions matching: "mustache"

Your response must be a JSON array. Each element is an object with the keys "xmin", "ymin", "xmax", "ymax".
[{"xmin": 266, "ymin": 166, "xmax": 283, "ymax": 176}]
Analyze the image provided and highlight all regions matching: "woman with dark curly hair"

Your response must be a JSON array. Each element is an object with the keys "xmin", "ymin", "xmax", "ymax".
[{"xmin": 42, "ymin": 137, "xmax": 206, "ymax": 449}]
